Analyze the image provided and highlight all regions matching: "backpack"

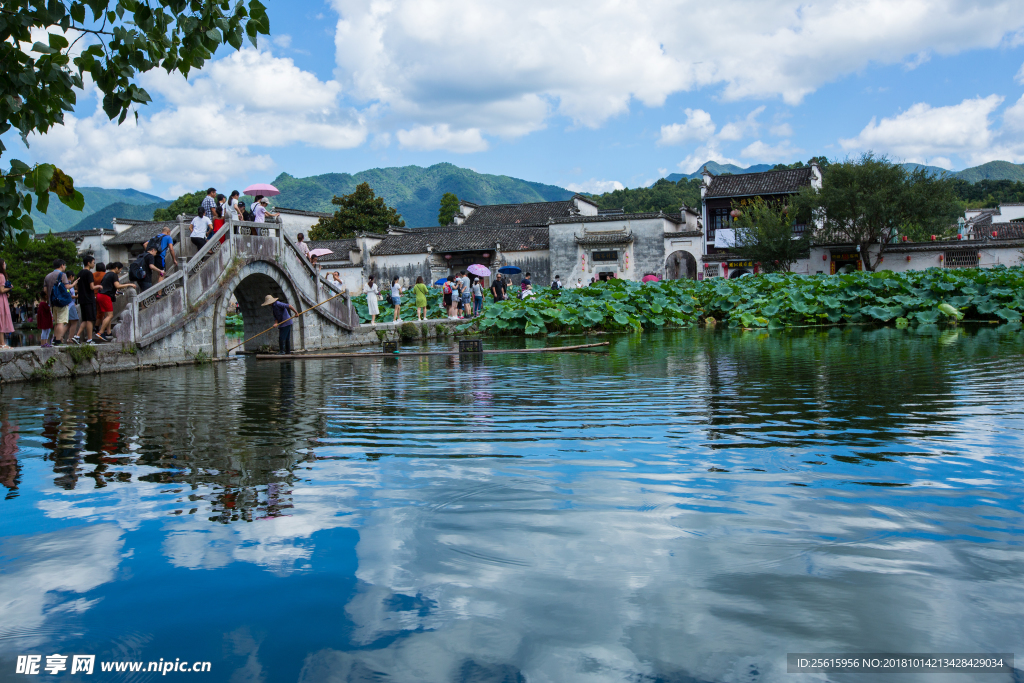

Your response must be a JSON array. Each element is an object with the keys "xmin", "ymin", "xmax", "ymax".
[
  {"xmin": 128, "ymin": 255, "xmax": 147, "ymax": 282},
  {"xmin": 49, "ymin": 277, "xmax": 73, "ymax": 308},
  {"xmin": 551, "ymin": 280, "xmax": 562, "ymax": 290},
  {"xmin": 243, "ymin": 208, "xmax": 254, "ymax": 221}
]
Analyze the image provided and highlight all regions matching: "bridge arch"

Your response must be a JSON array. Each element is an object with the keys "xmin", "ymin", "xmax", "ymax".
[{"xmin": 213, "ymin": 259, "xmax": 307, "ymax": 356}]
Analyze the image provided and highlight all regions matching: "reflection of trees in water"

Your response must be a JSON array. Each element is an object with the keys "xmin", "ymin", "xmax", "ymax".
[
  {"xmin": 27, "ymin": 361, "xmax": 333, "ymax": 524},
  {"xmin": 697, "ymin": 325, "xmax": 1024, "ymax": 458},
  {"xmin": 0, "ymin": 408, "xmax": 20, "ymax": 498}
]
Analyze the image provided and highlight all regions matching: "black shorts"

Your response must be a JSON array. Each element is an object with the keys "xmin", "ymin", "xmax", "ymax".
[
  {"xmin": 443, "ymin": 295, "xmax": 452, "ymax": 306},
  {"xmin": 78, "ymin": 299, "xmax": 97, "ymax": 322}
]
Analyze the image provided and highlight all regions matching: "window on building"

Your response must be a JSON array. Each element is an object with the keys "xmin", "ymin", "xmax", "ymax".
[
  {"xmin": 592, "ymin": 250, "xmax": 618, "ymax": 262},
  {"xmin": 943, "ymin": 250, "xmax": 979, "ymax": 269},
  {"xmin": 708, "ymin": 208, "xmax": 731, "ymax": 238}
]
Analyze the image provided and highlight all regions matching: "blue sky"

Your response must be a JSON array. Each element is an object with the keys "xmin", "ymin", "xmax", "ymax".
[{"xmin": 11, "ymin": 0, "xmax": 1024, "ymax": 198}]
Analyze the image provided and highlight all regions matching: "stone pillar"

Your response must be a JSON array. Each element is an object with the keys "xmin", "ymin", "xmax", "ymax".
[
  {"xmin": 124, "ymin": 288, "xmax": 138, "ymax": 343},
  {"xmin": 178, "ymin": 257, "xmax": 188, "ymax": 307}
]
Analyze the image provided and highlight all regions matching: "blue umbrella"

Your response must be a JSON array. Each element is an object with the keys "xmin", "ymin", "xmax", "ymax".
[
  {"xmin": 434, "ymin": 278, "xmax": 447, "ymax": 285},
  {"xmin": 498, "ymin": 265, "xmax": 522, "ymax": 274}
]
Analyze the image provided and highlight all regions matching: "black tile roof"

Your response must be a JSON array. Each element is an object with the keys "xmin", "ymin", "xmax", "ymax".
[
  {"xmin": 307, "ymin": 239, "xmax": 359, "ymax": 261},
  {"xmin": 105, "ymin": 221, "xmax": 178, "ymax": 245},
  {"xmin": 705, "ymin": 167, "xmax": 814, "ymax": 198},
  {"xmin": 991, "ymin": 223, "xmax": 1024, "ymax": 240},
  {"xmin": 371, "ymin": 227, "xmax": 549, "ymax": 256},
  {"xmin": 549, "ymin": 211, "xmax": 683, "ymax": 225},
  {"xmin": 461, "ymin": 200, "xmax": 577, "ymax": 226},
  {"xmin": 575, "ymin": 232, "xmax": 634, "ymax": 245},
  {"xmin": 276, "ymin": 206, "xmax": 333, "ymax": 218},
  {"xmin": 35, "ymin": 228, "xmax": 115, "ymax": 240}
]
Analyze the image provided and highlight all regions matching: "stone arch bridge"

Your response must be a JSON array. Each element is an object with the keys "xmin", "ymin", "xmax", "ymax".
[{"xmin": 113, "ymin": 220, "xmax": 364, "ymax": 360}]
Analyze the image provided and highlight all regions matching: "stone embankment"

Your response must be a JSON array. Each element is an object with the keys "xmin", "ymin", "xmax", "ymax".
[{"xmin": 0, "ymin": 318, "xmax": 461, "ymax": 384}]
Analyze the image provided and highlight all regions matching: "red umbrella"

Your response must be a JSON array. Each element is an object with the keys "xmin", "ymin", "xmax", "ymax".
[{"xmin": 642, "ymin": 274, "xmax": 660, "ymax": 283}]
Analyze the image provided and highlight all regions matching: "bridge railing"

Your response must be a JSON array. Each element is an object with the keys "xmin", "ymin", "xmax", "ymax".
[{"xmin": 122, "ymin": 216, "xmax": 360, "ymax": 346}]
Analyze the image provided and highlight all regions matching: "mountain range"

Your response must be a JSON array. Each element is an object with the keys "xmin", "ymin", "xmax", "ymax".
[
  {"xmin": 30, "ymin": 159, "xmax": 1024, "ymax": 234},
  {"xmin": 665, "ymin": 160, "xmax": 1024, "ymax": 183}
]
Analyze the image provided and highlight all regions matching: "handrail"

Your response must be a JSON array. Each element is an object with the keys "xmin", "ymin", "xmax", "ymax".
[
  {"xmin": 137, "ymin": 268, "xmax": 184, "ymax": 300},
  {"xmin": 186, "ymin": 221, "xmax": 232, "ymax": 272}
]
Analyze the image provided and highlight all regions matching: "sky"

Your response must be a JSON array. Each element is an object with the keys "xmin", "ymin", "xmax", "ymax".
[{"xmin": 9, "ymin": 0, "xmax": 1024, "ymax": 198}]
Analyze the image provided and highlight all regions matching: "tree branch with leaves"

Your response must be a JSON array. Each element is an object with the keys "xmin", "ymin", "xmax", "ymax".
[{"xmin": 0, "ymin": 0, "xmax": 271, "ymax": 247}]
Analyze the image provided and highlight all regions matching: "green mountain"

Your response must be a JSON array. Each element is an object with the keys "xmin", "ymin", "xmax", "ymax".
[
  {"xmin": 270, "ymin": 162, "xmax": 575, "ymax": 227},
  {"xmin": 30, "ymin": 187, "xmax": 165, "ymax": 234},
  {"xmin": 66, "ymin": 199, "xmax": 172, "ymax": 232},
  {"xmin": 953, "ymin": 161, "xmax": 1024, "ymax": 183}
]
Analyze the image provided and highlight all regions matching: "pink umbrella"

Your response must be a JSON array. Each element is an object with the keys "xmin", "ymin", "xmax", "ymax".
[
  {"xmin": 243, "ymin": 183, "xmax": 280, "ymax": 197},
  {"xmin": 467, "ymin": 264, "xmax": 491, "ymax": 277},
  {"xmin": 642, "ymin": 274, "xmax": 660, "ymax": 283},
  {"xmin": 308, "ymin": 248, "xmax": 334, "ymax": 257}
]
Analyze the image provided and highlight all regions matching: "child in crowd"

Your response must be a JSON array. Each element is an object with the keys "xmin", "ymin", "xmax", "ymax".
[{"xmin": 36, "ymin": 293, "xmax": 52, "ymax": 347}]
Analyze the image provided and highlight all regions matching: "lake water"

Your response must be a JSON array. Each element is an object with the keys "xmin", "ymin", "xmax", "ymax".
[{"xmin": 1, "ymin": 327, "xmax": 1023, "ymax": 682}]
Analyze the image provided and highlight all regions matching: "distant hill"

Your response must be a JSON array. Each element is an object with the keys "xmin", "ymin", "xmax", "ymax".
[
  {"xmin": 270, "ymin": 162, "xmax": 575, "ymax": 227},
  {"xmin": 30, "ymin": 187, "xmax": 165, "ymax": 234},
  {"xmin": 66, "ymin": 199, "xmax": 171, "ymax": 232},
  {"xmin": 954, "ymin": 161, "xmax": 1024, "ymax": 183},
  {"xmin": 665, "ymin": 159, "xmax": 1024, "ymax": 183}
]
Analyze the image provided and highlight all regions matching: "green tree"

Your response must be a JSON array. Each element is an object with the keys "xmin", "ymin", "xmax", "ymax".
[
  {"xmin": 0, "ymin": 232, "xmax": 78, "ymax": 304},
  {"xmin": 795, "ymin": 153, "xmax": 961, "ymax": 271},
  {"xmin": 730, "ymin": 197, "xmax": 811, "ymax": 273},
  {"xmin": 438, "ymin": 192, "xmax": 459, "ymax": 226},
  {"xmin": 592, "ymin": 178, "xmax": 702, "ymax": 214},
  {"xmin": 152, "ymin": 190, "xmax": 206, "ymax": 221},
  {"xmin": 1, "ymin": 0, "xmax": 271, "ymax": 247},
  {"xmin": 309, "ymin": 182, "xmax": 405, "ymax": 239}
]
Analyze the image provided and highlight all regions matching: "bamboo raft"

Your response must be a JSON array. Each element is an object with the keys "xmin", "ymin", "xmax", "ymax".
[{"xmin": 255, "ymin": 341, "xmax": 609, "ymax": 361}]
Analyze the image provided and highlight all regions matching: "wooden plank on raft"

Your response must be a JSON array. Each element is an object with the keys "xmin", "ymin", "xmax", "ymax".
[{"xmin": 254, "ymin": 342, "xmax": 610, "ymax": 360}]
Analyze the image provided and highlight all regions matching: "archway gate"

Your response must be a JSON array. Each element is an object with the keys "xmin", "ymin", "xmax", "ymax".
[{"xmin": 114, "ymin": 220, "xmax": 360, "ymax": 357}]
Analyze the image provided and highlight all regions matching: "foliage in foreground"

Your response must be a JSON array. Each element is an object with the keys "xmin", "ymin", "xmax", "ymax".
[{"xmin": 467, "ymin": 267, "xmax": 1024, "ymax": 336}]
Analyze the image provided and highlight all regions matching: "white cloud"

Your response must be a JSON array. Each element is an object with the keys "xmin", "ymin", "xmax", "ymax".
[
  {"xmin": 839, "ymin": 95, "xmax": 1012, "ymax": 165},
  {"xmin": 329, "ymin": 0, "xmax": 1024, "ymax": 139},
  {"xmin": 658, "ymin": 109, "xmax": 715, "ymax": 145},
  {"xmin": 272, "ymin": 34, "xmax": 292, "ymax": 49},
  {"xmin": 21, "ymin": 49, "xmax": 366, "ymax": 190},
  {"xmin": 718, "ymin": 106, "xmax": 765, "ymax": 141},
  {"xmin": 1003, "ymin": 95, "xmax": 1024, "ymax": 133},
  {"xmin": 740, "ymin": 139, "xmax": 802, "ymax": 161},
  {"xmin": 565, "ymin": 179, "xmax": 625, "ymax": 194},
  {"xmin": 1016, "ymin": 62, "xmax": 1024, "ymax": 85},
  {"xmin": 770, "ymin": 123, "xmax": 794, "ymax": 137},
  {"xmin": 395, "ymin": 124, "xmax": 488, "ymax": 153}
]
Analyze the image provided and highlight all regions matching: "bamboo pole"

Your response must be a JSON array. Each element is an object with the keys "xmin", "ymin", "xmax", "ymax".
[
  {"xmin": 227, "ymin": 289, "xmax": 349, "ymax": 354},
  {"xmin": 253, "ymin": 341, "xmax": 610, "ymax": 360}
]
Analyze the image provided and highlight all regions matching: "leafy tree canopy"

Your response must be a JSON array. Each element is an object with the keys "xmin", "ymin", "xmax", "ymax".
[
  {"xmin": 152, "ymin": 189, "xmax": 206, "ymax": 221},
  {"xmin": 309, "ymin": 182, "xmax": 405, "ymax": 240},
  {"xmin": 438, "ymin": 192, "xmax": 459, "ymax": 226},
  {"xmin": 794, "ymin": 153, "xmax": 961, "ymax": 271},
  {"xmin": 731, "ymin": 197, "xmax": 811, "ymax": 273},
  {"xmin": 0, "ymin": 232, "xmax": 79, "ymax": 304},
  {"xmin": 951, "ymin": 178, "xmax": 1024, "ymax": 209},
  {"xmin": 771, "ymin": 156, "xmax": 831, "ymax": 172},
  {"xmin": 592, "ymin": 178, "xmax": 702, "ymax": 214},
  {"xmin": 1, "ymin": 0, "xmax": 271, "ymax": 247}
]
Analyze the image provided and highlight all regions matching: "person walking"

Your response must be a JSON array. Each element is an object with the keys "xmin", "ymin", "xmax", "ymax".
[
  {"xmin": 412, "ymin": 276, "xmax": 429, "ymax": 321},
  {"xmin": 190, "ymin": 206, "xmax": 213, "ymax": 250},
  {"xmin": 263, "ymin": 294, "xmax": 298, "ymax": 355},
  {"xmin": 390, "ymin": 276, "xmax": 402, "ymax": 323},
  {"xmin": 200, "ymin": 187, "xmax": 217, "ymax": 217},
  {"xmin": 144, "ymin": 226, "xmax": 175, "ymax": 282},
  {"xmin": 363, "ymin": 276, "xmax": 380, "ymax": 325},
  {"xmin": 296, "ymin": 233, "xmax": 310, "ymax": 261},
  {"xmin": 76, "ymin": 256, "xmax": 101, "ymax": 345},
  {"xmin": 36, "ymin": 293, "xmax": 52, "ymax": 347},
  {"xmin": 472, "ymin": 278, "xmax": 483, "ymax": 317},
  {"xmin": 0, "ymin": 260, "xmax": 13, "ymax": 349},
  {"xmin": 43, "ymin": 259, "xmax": 77, "ymax": 347},
  {"xmin": 490, "ymin": 274, "xmax": 506, "ymax": 302}
]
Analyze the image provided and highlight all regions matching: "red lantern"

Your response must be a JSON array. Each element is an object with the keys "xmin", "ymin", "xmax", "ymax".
[
  {"xmin": 939, "ymin": 254, "xmax": 944, "ymax": 262},
  {"xmin": 957, "ymin": 234, "xmax": 962, "ymax": 240},
  {"xmin": 444, "ymin": 254, "xmax": 452, "ymax": 260},
  {"xmin": 906, "ymin": 255, "xmax": 911, "ymax": 262},
  {"xmin": 902, "ymin": 235, "xmax": 908, "ymax": 242},
  {"xmin": 482, "ymin": 252, "xmax": 490, "ymax": 258},
  {"xmin": 730, "ymin": 209, "xmax": 742, "ymax": 218},
  {"xmin": 992, "ymin": 230, "xmax": 998, "ymax": 238},
  {"xmin": 822, "ymin": 254, "xmax": 827, "ymax": 261},
  {"xmin": 879, "ymin": 256, "xmax": 884, "ymax": 263},
  {"xmin": 930, "ymin": 235, "xmax": 936, "ymax": 241}
]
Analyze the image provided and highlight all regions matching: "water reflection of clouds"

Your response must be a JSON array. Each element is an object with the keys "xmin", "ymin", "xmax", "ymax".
[
  {"xmin": 0, "ymin": 525, "xmax": 124, "ymax": 653},
  {"xmin": 298, "ymin": 459, "xmax": 1024, "ymax": 682}
]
